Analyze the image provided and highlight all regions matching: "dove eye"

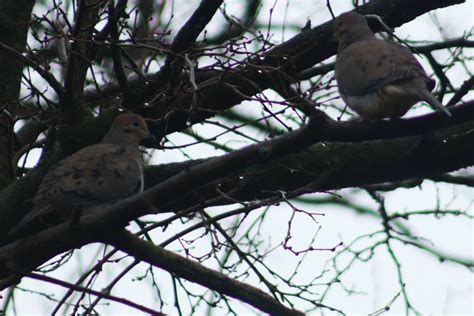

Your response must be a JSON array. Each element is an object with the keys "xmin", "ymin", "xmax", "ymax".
[{"xmin": 133, "ymin": 122, "xmax": 140, "ymax": 127}]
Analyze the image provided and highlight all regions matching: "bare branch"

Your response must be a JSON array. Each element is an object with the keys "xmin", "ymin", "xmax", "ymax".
[{"xmin": 106, "ymin": 230, "xmax": 305, "ymax": 316}]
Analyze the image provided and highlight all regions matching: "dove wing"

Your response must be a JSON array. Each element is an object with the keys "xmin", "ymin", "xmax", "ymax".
[{"xmin": 336, "ymin": 39, "xmax": 429, "ymax": 96}]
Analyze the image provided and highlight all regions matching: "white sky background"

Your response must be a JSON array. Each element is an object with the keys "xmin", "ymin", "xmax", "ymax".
[{"xmin": 9, "ymin": 0, "xmax": 474, "ymax": 315}]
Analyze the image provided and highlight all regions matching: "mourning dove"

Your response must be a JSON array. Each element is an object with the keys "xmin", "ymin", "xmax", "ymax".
[
  {"xmin": 334, "ymin": 11, "xmax": 452, "ymax": 119},
  {"xmin": 9, "ymin": 113, "xmax": 153, "ymax": 236}
]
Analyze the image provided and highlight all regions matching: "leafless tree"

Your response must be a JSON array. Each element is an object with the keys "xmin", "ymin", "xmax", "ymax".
[{"xmin": 0, "ymin": 0, "xmax": 472, "ymax": 314}]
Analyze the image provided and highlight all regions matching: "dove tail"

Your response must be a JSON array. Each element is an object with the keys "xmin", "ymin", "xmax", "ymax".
[
  {"xmin": 9, "ymin": 216, "xmax": 35, "ymax": 237},
  {"xmin": 8, "ymin": 207, "xmax": 49, "ymax": 237},
  {"xmin": 420, "ymin": 91, "xmax": 452, "ymax": 117}
]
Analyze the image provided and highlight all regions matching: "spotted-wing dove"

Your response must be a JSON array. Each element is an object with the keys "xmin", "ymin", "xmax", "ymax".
[
  {"xmin": 334, "ymin": 11, "xmax": 451, "ymax": 119},
  {"xmin": 10, "ymin": 113, "xmax": 152, "ymax": 236}
]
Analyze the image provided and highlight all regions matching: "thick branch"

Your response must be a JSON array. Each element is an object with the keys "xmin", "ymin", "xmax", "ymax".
[
  {"xmin": 59, "ymin": 0, "xmax": 103, "ymax": 152},
  {"xmin": 108, "ymin": 0, "xmax": 130, "ymax": 103},
  {"xmin": 0, "ymin": 0, "xmax": 34, "ymax": 106},
  {"xmin": 80, "ymin": 0, "xmax": 465, "ymax": 138},
  {"xmin": 0, "ymin": 0, "xmax": 35, "ymax": 189},
  {"xmin": 159, "ymin": 0, "xmax": 223, "ymax": 84},
  {"xmin": 107, "ymin": 231, "xmax": 304, "ymax": 316},
  {"xmin": 140, "ymin": 0, "xmax": 465, "ymax": 137},
  {"xmin": 206, "ymin": 0, "xmax": 261, "ymax": 45},
  {"xmin": 146, "ymin": 105, "xmax": 474, "ymax": 210},
  {"xmin": 62, "ymin": 0, "xmax": 101, "ymax": 116},
  {"xmin": 1, "ymin": 102, "xmax": 473, "ymax": 278}
]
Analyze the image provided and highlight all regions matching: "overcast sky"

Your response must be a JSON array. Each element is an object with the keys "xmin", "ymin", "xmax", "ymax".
[{"xmin": 10, "ymin": 1, "xmax": 473, "ymax": 315}]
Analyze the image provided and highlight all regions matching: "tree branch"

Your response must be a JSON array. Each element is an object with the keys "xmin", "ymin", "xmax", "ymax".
[
  {"xmin": 107, "ymin": 0, "xmax": 131, "ymax": 104},
  {"xmin": 0, "ymin": 42, "xmax": 65, "ymax": 98},
  {"xmin": 159, "ymin": 0, "xmax": 224, "ymax": 85},
  {"xmin": 59, "ymin": 0, "xmax": 104, "ymax": 150},
  {"xmin": 80, "ymin": 0, "xmax": 465, "ymax": 138},
  {"xmin": 1, "ymin": 101, "xmax": 473, "ymax": 278},
  {"xmin": 26, "ymin": 272, "xmax": 165, "ymax": 315},
  {"xmin": 106, "ymin": 230, "xmax": 305, "ymax": 316}
]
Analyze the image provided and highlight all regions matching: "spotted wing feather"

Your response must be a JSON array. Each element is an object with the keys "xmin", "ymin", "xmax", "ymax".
[
  {"xmin": 10, "ymin": 143, "xmax": 143, "ymax": 235},
  {"xmin": 336, "ymin": 39, "xmax": 430, "ymax": 97}
]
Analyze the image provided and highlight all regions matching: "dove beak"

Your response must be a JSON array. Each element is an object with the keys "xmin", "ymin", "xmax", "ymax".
[{"xmin": 140, "ymin": 130, "xmax": 158, "ymax": 147}]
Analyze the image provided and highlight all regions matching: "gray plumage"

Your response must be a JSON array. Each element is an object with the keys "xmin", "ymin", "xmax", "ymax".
[
  {"xmin": 334, "ymin": 12, "xmax": 451, "ymax": 119},
  {"xmin": 10, "ymin": 113, "xmax": 151, "ymax": 236}
]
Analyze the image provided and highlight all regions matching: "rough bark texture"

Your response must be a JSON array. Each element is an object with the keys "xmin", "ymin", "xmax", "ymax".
[
  {"xmin": 0, "ymin": 0, "xmax": 35, "ymax": 188},
  {"xmin": 0, "ymin": 0, "xmax": 472, "ymax": 313}
]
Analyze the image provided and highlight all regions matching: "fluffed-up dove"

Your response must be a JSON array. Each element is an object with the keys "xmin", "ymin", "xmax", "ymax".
[
  {"xmin": 334, "ymin": 11, "xmax": 452, "ymax": 119},
  {"xmin": 9, "ymin": 113, "xmax": 153, "ymax": 236}
]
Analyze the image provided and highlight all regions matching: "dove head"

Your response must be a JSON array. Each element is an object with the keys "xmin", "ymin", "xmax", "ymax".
[
  {"xmin": 102, "ymin": 113, "xmax": 153, "ymax": 146},
  {"xmin": 334, "ymin": 12, "xmax": 375, "ymax": 51}
]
